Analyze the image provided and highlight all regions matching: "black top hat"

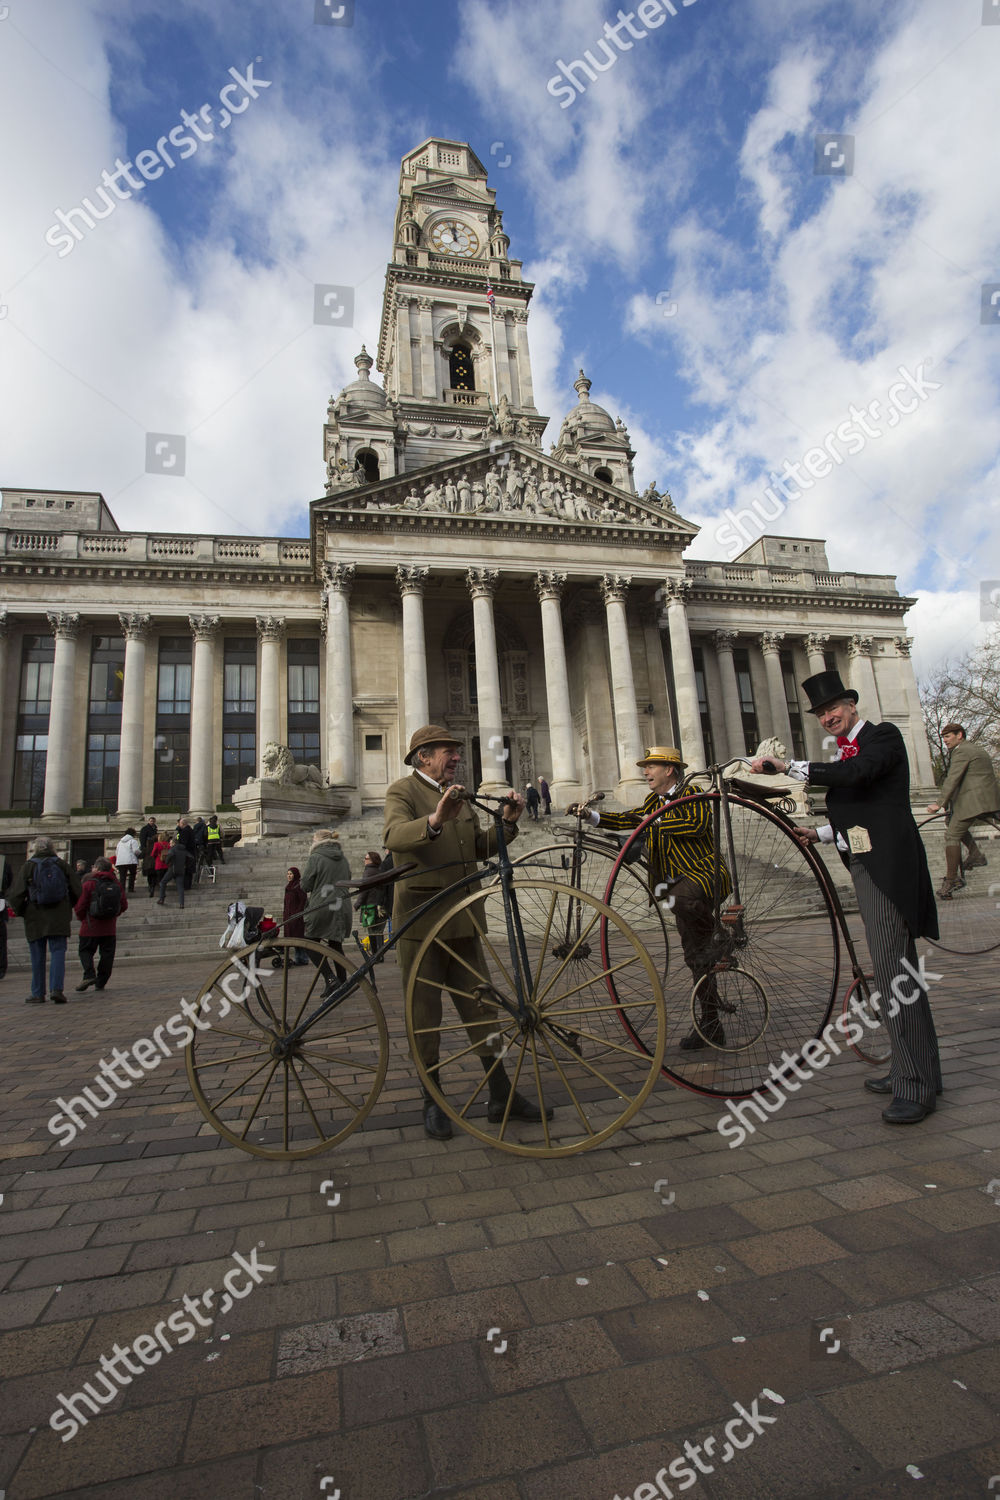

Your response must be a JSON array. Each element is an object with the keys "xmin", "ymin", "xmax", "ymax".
[{"xmin": 801, "ymin": 670, "xmax": 859, "ymax": 714}]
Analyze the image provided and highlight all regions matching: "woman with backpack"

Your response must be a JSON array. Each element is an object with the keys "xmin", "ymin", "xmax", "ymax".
[
  {"xmin": 10, "ymin": 837, "xmax": 83, "ymax": 1004},
  {"xmin": 74, "ymin": 856, "xmax": 127, "ymax": 992}
]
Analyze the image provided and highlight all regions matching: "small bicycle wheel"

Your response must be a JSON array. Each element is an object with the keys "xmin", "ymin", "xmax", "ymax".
[
  {"xmin": 918, "ymin": 816, "xmax": 1000, "ymax": 955},
  {"xmin": 842, "ymin": 972, "xmax": 891, "ymax": 1066},
  {"xmin": 405, "ymin": 879, "xmax": 666, "ymax": 1157},
  {"xmin": 186, "ymin": 938, "xmax": 388, "ymax": 1159},
  {"xmin": 605, "ymin": 793, "xmax": 841, "ymax": 1098},
  {"xmin": 510, "ymin": 838, "xmax": 670, "ymax": 1036}
]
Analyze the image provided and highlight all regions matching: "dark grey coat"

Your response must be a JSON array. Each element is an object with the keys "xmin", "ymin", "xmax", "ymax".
[{"xmin": 300, "ymin": 838, "xmax": 352, "ymax": 942}]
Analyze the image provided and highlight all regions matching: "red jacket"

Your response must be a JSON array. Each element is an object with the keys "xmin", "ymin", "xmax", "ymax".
[
  {"xmin": 150, "ymin": 839, "xmax": 171, "ymax": 871},
  {"xmin": 75, "ymin": 872, "xmax": 128, "ymax": 937}
]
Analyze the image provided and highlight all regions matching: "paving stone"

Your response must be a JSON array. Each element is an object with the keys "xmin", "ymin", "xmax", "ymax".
[
  {"xmin": 819, "ymin": 1367, "xmax": 997, "ymax": 1467},
  {"xmin": 548, "ymin": 1221, "xmax": 662, "ymax": 1270},
  {"xmin": 518, "ymin": 1262, "xmax": 646, "ymax": 1324},
  {"xmin": 0, "ymin": 1318, "xmax": 91, "ymax": 1378},
  {"xmin": 726, "ymin": 1225, "xmax": 850, "ymax": 1276},
  {"xmin": 625, "ymin": 1243, "xmax": 747, "ymax": 1299},
  {"xmin": 926, "ymin": 1275, "xmax": 1000, "ymax": 1340},
  {"xmin": 483, "ymin": 1203, "xmax": 588, "ymax": 1243},
  {"xmin": 335, "ymin": 1256, "xmax": 452, "ymax": 1314},
  {"xmin": 845, "ymin": 1300, "xmax": 977, "ymax": 1371},
  {"xmin": 56, "ymin": 1453, "xmax": 261, "ymax": 1499},
  {"xmin": 403, "ymin": 1285, "xmax": 530, "ymax": 1350},
  {"xmin": 255, "ymin": 1421, "xmax": 430, "ymax": 1500},
  {"xmin": 8, "ymin": 1399, "xmax": 189, "ymax": 1499},
  {"xmin": 814, "ymin": 1201, "xmax": 943, "ymax": 1253},
  {"xmin": 711, "ymin": 1267, "xmax": 857, "ymax": 1338},
  {"xmin": 565, "ymin": 1356, "xmax": 727, "ymax": 1447},
  {"xmin": 183, "ymin": 1369, "xmax": 339, "ymax": 1460},
  {"xmin": 277, "ymin": 1308, "xmax": 403, "ymax": 1374},
  {"xmin": 900, "ymin": 1186, "xmax": 1000, "ymax": 1231},
  {"xmin": 520, "ymin": 1437, "xmax": 691, "ymax": 1500},
  {"xmin": 422, "ymin": 1387, "xmax": 588, "ymax": 1486},
  {"xmin": 446, "ymin": 1238, "xmax": 562, "ymax": 1293},
  {"xmin": 341, "ymin": 1341, "xmax": 486, "ymax": 1423},
  {"xmin": 386, "ymin": 1219, "xmax": 489, "ymax": 1262},
  {"xmin": 40, "ymin": 1269, "xmax": 172, "ymax": 1322},
  {"xmin": 601, "ymin": 1294, "xmax": 739, "ymax": 1360}
]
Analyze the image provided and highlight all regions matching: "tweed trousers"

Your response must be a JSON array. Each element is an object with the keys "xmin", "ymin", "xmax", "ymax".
[
  {"xmin": 851, "ymin": 861, "xmax": 942, "ymax": 1105},
  {"xmin": 398, "ymin": 933, "xmax": 500, "ymax": 1076}
]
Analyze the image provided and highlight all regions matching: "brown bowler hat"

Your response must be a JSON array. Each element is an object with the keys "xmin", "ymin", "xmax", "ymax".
[
  {"xmin": 636, "ymin": 745, "xmax": 687, "ymax": 770},
  {"xmin": 404, "ymin": 723, "xmax": 463, "ymax": 766}
]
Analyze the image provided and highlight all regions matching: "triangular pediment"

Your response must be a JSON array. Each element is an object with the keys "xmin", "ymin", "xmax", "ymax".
[{"xmin": 312, "ymin": 442, "xmax": 697, "ymax": 542}]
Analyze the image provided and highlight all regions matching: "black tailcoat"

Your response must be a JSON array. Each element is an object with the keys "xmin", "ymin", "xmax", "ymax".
[{"xmin": 807, "ymin": 721, "xmax": 938, "ymax": 940}]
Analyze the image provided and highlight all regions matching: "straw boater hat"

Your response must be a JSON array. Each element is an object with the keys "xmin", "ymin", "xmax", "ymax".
[
  {"xmin": 636, "ymin": 746, "xmax": 687, "ymax": 770},
  {"xmin": 404, "ymin": 723, "xmax": 463, "ymax": 766}
]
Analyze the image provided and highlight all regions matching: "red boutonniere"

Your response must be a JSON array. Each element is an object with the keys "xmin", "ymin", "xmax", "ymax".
[{"xmin": 836, "ymin": 737, "xmax": 859, "ymax": 760}]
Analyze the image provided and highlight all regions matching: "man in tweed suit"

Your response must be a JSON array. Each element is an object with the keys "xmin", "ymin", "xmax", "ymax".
[
  {"xmin": 753, "ymin": 671, "xmax": 941, "ymax": 1125},
  {"xmin": 927, "ymin": 723, "xmax": 1000, "ymax": 897},
  {"xmin": 570, "ymin": 746, "xmax": 729, "ymax": 1051},
  {"xmin": 384, "ymin": 724, "xmax": 549, "ymax": 1140}
]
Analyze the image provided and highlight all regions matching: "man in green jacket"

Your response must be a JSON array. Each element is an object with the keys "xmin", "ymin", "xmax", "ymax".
[
  {"xmin": 384, "ymin": 723, "xmax": 548, "ymax": 1141},
  {"xmin": 11, "ymin": 837, "xmax": 83, "ymax": 1004},
  {"xmin": 928, "ymin": 723, "xmax": 1000, "ymax": 897}
]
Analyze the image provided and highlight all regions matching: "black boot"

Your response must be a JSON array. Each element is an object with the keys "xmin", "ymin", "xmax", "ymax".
[
  {"xmin": 483, "ymin": 1058, "xmax": 553, "ymax": 1124},
  {"xmin": 422, "ymin": 1088, "xmax": 453, "ymax": 1140}
]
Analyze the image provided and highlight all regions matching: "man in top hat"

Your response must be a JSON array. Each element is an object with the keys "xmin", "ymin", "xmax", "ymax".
[
  {"xmin": 569, "ymin": 747, "xmax": 728, "ymax": 1050},
  {"xmin": 384, "ymin": 724, "xmax": 549, "ymax": 1141},
  {"xmin": 751, "ymin": 670, "xmax": 940, "ymax": 1124}
]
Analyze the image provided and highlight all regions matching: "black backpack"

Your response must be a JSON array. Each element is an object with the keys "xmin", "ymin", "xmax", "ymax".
[
  {"xmin": 89, "ymin": 877, "xmax": 123, "ymax": 921},
  {"xmin": 28, "ymin": 857, "xmax": 69, "ymax": 907}
]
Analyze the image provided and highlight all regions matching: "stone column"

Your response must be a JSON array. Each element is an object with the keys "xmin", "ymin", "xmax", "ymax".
[
  {"xmin": 894, "ymin": 635, "xmax": 935, "ymax": 786},
  {"xmin": 513, "ymin": 310, "xmax": 535, "ymax": 410},
  {"xmin": 467, "ymin": 568, "xmax": 509, "ymax": 791},
  {"xmin": 323, "ymin": 563, "xmax": 356, "ymax": 789},
  {"xmin": 713, "ymin": 629, "xmax": 747, "ymax": 761},
  {"xmin": 42, "ymin": 612, "xmax": 82, "ymax": 820},
  {"xmin": 848, "ymin": 635, "xmax": 881, "ymax": 718},
  {"xmin": 0, "ymin": 611, "xmax": 9, "ymax": 784},
  {"xmin": 188, "ymin": 615, "xmax": 220, "ymax": 815},
  {"xmin": 256, "ymin": 616, "xmax": 285, "ymax": 772},
  {"xmin": 396, "ymin": 566, "xmax": 430, "ymax": 745},
  {"xmin": 116, "ymin": 613, "xmax": 152, "ymax": 817},
  {"xmin": 600, "ymin": 575, "xmax": 646, "ymax": 803},
  {"xmin": 804, "ymin": 632, "xmax": 829, "ymax": 678},
  {"xmin": 418, "ymin": 297, "xmax": 436, "ymax": 399},
  {"xmin": 662, "ymin": 578, "xmax": 706, "ymax": 771},
  {"xmin": 760, "ymin": 631, "xmax": 794, "ymax": 753},
  {"xmin": 535, "ymin": 571, "xmax": 581, "ymax": 804},
  {"xmin": 395, "ymin": 294, "xmax": 414, "ymax": 397},
  {"xmin": 794, "ymin": 636, "xmax": 826, "ymax": 759}
]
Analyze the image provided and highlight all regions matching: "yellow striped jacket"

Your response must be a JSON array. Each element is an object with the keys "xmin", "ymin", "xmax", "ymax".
[{"xmin": 597, "ymin": 790, "xmax": 730, "ymax": 902}]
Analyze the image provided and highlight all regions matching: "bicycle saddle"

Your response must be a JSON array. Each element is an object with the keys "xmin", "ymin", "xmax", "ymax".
[{"xmin": 729, "ymin": 777, "xmax": 791, "ymax": 803}]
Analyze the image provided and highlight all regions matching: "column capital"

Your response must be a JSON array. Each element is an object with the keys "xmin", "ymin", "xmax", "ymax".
[
  {"xmin": 760, "ymin": 630, "xmax": 785, "ymax": 655},
  {"xmin": 661, "ymin": 576, "xmax": 691, "ymax": 606},
  {"xmin": 467, "ymin": 567, "xmax": 499, "ymax": 599},
  {"xmin": 118, "ymin": 612, "xmax": 152, "ymax": 641},
  {"xmin": 189, "ymin": 613, "xmax": 221, "ymax": 641},
  {"xmin": 848, "ymin": 634, "xmax": 874, "ymax": 658},
  {"xmin": 47, "ymin": 611, "xmax": 81, "ymax": 640},
  {"xmin": 417, "ymin": 296, "xmax": 434, "ymax": 312},
  {"xmin": 804, "ymin": 632, "xmax": 829, "ymax": 654},
  {"xmin": 396, "ymin": 565, "xmax": 429, "ymax": 597},
  {"xmin": 713, "ymin": 628, "xmax": 738, "ymax": 652},
  {"xmin": 600, "ymin": 574, "xmax": 631, "ymax": 607},
  {"xmin": 534, "ymin": 570, "xmax": 567, "ymax": 602},
  {"xmin": 893, "ymin": 635, "xmax": 912, "ymax": 657},
  {"xmin": 323, "ymin": 562, "xmax": 356, "ymax": 597},
  {"xmin": 256, "ymin": 615, "xmax": 286, "ymax": 643}
]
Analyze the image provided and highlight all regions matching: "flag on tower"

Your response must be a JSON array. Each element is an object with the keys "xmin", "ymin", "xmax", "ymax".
[{"xmin": 485, "ymin": 282, "xmax": 496, "ymax": 310}]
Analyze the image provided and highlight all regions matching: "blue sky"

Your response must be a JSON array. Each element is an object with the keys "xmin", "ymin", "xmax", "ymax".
[{"xmin": 2, "ymin": 0, "xmax": 998, "ymax": 674}]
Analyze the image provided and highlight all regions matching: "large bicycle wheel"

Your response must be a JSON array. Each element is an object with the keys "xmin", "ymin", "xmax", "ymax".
[
  {"xmin": 917, "ymin": 815, "xmax": 1000, "ymax": 955},
  {"xmin": 405, "ymin": 879, "xmax": 666, "ymax": 1157},
  {"xmin": 186, "ymin": 938, "xmax": 388, "ymax": 1159},
  {"xmin": 510, "ymin": 838, "xmax": 670, "ymax": 1029},
  {"xmin": 842, "ymin": 973, "xmax": 891, "ymax": 1066},
  {"xmin": 605, "ymin": 794, "xmax": 840, "ymax": 1098}
]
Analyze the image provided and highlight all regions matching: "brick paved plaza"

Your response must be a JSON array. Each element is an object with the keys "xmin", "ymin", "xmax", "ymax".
[{"xmin": 1, "ymin": 929, "xmax": 998, "ymax": 1500}]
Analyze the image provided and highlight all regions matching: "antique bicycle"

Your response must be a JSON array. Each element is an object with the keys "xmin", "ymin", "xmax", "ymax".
[
  {"xmin": 917, "ymin": 811, "xmax": 1000, "ymax": 956},
  {"xmin": 595, "ymin": 759, "xmax": 890, "ymax": 1097},
  {"xmin": 185, "ymin": 791, "xmax": 667, "ymax": 1160}
]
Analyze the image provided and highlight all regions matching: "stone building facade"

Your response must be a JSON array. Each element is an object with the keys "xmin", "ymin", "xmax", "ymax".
[{"xmin": 0, "ymin": 138, "xmax": 932, "ymax": 845}]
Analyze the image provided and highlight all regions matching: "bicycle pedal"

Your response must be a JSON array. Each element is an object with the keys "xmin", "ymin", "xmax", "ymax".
[{"xmin": 720, "ymin": 905, "xmax": 744, "ymax": 926}]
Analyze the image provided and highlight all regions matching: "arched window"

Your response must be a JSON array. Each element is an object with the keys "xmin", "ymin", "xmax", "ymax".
[
  {"xmin": 594, "ymin": 466, "xmax": 613, "ymax": 484},
  {"xmin": 354, "ymin": 449, "xmax": 380, "ymax": 483},
  {"xmin": 449, "ymin": 343, "xmax": 475, "ymax": 392}
]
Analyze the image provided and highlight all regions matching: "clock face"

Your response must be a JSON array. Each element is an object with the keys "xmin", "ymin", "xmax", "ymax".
[{"xmin": 429, "ymin": 219, "xmax": 480, "ymax": 256}]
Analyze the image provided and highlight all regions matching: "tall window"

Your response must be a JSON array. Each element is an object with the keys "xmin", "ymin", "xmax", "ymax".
[
  {"xmin": 84, "ymin": 636, "xmax": 125, "ymax": 809},
  {"xmin": 12, "ymin": 636, "xmax": 54, "ymax": 814},
  {"xmin": 691, "ymin": 647, "xmax": 715, "ymax": 764},
  {"xmin": 222, "ymin": 637, "xmax": 256, "ymax": 800},
  {"xmin": 732, "ymin": 648, "xmax": 759, "ymax": 754},
  {"xmin": 449, "ymin": 343, "xmax": 475, "ymax": 391},
  {"xmin": 779, "ymin": 649, "xmax": 805, "ymax": 758},
  {"xmin": 154, "ymin": 636, "xmax": 192, "ymax": 806},
  {"xmin": 287, "ymin": 639, "xmax": 321, "ymax": 775}
]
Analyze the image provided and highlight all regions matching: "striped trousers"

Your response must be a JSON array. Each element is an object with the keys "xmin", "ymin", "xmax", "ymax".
[{"xmin": 851, "ymin": 861, "xmax": 942, "ymax": 1105}]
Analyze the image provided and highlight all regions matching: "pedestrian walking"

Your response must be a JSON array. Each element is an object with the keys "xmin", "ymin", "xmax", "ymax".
[
  {"xmin": 149, "ymin": 831, "xmax": 172, "ymax": 899},
  {"xmin": 10, "ymin": 836, "xmax": 82, "ymax": 1004},
  {"xmin": 175, "ymin": 817, "xmax": 197, "ymax": 891},
  {"xmin": 74, "ymin": 856, "xmax": 126, "ymax": 992},
  {"xmin": 156, "ymin": 836, "xmax": 192, "ymax": 909},
  {"xmin": 114, "ymin": 828, "xmax": 141, "ymax": 892},
  {"xmin": 283, "ymin": 866, "xmax": 309, "ymax": 964},
  {"xmin": 300, "ymin": 830, "xmax": 351, "ymax": 981},
  {"xmin": 537, "ymin": 775, "xmax": 552, "ymax": 815},
  {"xmin": 524, "ymin": 783, "xmax": 540, "ymax": 821},
  {"xmin": 205, "ymin": 814, "xmax": 226, "ymax": 866},
  {"xmin": 139, "ymin": 816, "xmax": 160, "ymax": 896}
]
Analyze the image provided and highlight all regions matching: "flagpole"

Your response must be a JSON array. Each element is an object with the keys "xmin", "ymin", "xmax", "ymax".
[{"xmin": 487, "ymin": 285, "xmax": 500, "ymax": 411}]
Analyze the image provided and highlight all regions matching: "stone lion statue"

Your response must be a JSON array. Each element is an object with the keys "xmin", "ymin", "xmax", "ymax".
[
  {"xmin": 754, "ymin": 736, "xmax": 787, "ymax": 762},
  {"xmin": 258, "ymin": 741, "xmax": 325, "ymax": 789}
]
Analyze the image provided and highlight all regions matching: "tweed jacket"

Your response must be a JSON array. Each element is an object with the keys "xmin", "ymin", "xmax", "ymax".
[
  {"xmin": 937, "ymin": 739, "xmax": 1000, "ymax": 821},
  {"xmin": 807, "ymin": 720, "xmax": 938, "ymax": 940},
  {"xmin": 383, "ymin": 772, "xmax": 517, "ymax": 942}
]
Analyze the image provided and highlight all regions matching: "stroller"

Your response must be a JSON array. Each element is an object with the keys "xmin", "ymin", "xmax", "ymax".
[{"xmin": 219, "ymin": 901, "xmax": 265, "ymax": 950}]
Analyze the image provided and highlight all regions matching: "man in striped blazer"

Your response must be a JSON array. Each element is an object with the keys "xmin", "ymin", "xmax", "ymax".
[
  {"xmin": 570, "ymin": 747, "xmax": 728, "ymax": 1050},
  {"xmin": 752, "ymin": 671, "xmax": 941, "ymax": 1125}
]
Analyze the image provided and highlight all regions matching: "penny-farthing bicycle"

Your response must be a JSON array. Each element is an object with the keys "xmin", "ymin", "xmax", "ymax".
[
  {"xmin": 917, "ymin": 811, "xmax": 1000, "ymax": 956},
  {"xmin": 185, "ymin": 792, "xmax": 667, "ymax": 1159}
]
